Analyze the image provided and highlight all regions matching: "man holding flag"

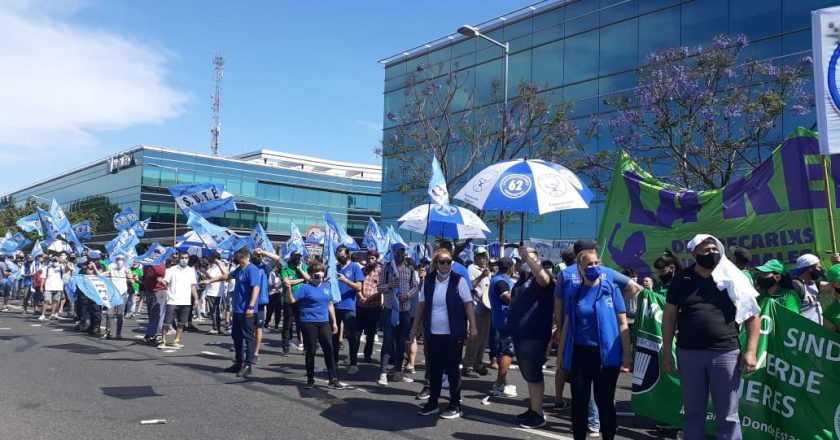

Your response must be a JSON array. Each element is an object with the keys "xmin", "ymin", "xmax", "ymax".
[{"xmin": 332, "ymin": 244, "xmax": 364, "ymax": 375}]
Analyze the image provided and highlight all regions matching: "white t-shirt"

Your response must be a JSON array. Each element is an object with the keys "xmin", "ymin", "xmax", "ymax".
[
  {"xmin": 468, "ymin": 264, "xmax": 491, "ymax": 309},
  {"xmin": 44, "ymin": 265, "xmax": 65, "ymax": 292},
  {"xmin": 204, "ymin": 265, "xmax": 224, "ymax": 298},
  {"xmin": 109, "ymin": 267, "xmax": 131, "ymax": 295},
  {"xmin": 164, "ymin": 266, "xmax": 198, "ymax": 305},
  {"xmin": 419, "ymin": 273, "xmax": 471, "ymax": 335}
]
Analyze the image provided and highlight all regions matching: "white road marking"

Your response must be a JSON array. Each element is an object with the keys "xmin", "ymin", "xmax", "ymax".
[
  {"xmin": 31, "ymin": 324, "xmax": 42, "ymax": 327},
  {"xmin": 51, "ymin": 329, "xmax": 64, "ymax": 332},
  {"xmin": 201, "ymin": 351, "xmax": 221, "ymax": 356},
  {"xmin": 0, "ymin": 327, "xmax": 10, "ymax": 330}
]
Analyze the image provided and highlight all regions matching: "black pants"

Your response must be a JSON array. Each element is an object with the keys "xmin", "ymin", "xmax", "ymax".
[
  {"xmin": 85, "ymin": 302, "xmax": 102, "ymax": 334},
  {"xmin": 282, "ymin": 302, "xmax": 301, "ymax": 346},
  {"xmin": 301, "ymin": 321, "xmax": 336, "ymax": 381},
  {"xmin": 570, "ymin": 345, "xmax": 620, "ymax": 440},
  {"xmin": 208, "ymin": 296, "xmax": 222, "ymax": 331},
  {"xmin": 355, "ymin": 306, "xmax": 379, "ymax": 360},
  {"xmin": 76, "ymin": 295, "xmax": 89, "ymax": 329},
  {"xmin": 265, "ymin": 293, "xmax": 283, "ymax": 328},
  {"xmin": 232, "ymin": 313, "xmax": 257, "ymax": 364},
  {"xmin": 332, "ymin": 309, "xmax": 358, "ymax": 366},
  {"xmin": 427, "ymin": 334, "xmax": 464, "ymax": 409}
]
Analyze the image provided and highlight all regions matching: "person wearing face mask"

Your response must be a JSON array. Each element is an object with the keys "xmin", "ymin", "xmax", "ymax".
[
  {"xmin": 823, "ymin": 264, "xmax": 840, "ymax": 333},
  {"xmin": 652, "ymin": 250, "xmax": 683, "ymax": 296},
  {"xmin": 377, "ymin": 243, "xmax": 419, "ymax": 386},
  {"xmin": 128, "ymin": 260, "xmax": 144, "ymax": 319},
  {"xmin": 202, "ymin": 248, "xmax": 262, "ymax": 378},
  {"xmin": 158, "ymin": 252, "xmax": 199, "ymax": 350},
  {"xmin": 754, "ymin": 260, "xmax": 800, "ymax": 312},
  {"xmin": 280, "ymin": 251, "xmax": 309, "ymax": 353},
  {"xmin": 40, "ymin": 257, "xmax": 66, "ymax": 321},
  {"xmin": 791, "ymin": 254, "xmax": 834, "ymax": 325},
  {"xmin": 662, "ymin": 235, "xmax": 760, "ymax": 440},
  {"xmin": 556, "ymin": 249, "xmax": 631, "ymax": 440},
  {"xmin": 410, "ymin": 248, "xmax": 478, "ymax": 420},
  {"xmin": 103, "ymin": 255, "xmax": 137, "ymax": 340},
  {"xmin": 332, "ymin": 245, "xmax": 364, "ymax": 376},
  {"xmin": 286, "ymin": 262, "xmax": 343, "ymax": 390}
]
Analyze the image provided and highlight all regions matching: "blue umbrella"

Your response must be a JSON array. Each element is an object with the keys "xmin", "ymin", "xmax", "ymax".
[{"xmin": 397, "ymin": 204, "xmax": 490, "ymax": 239}]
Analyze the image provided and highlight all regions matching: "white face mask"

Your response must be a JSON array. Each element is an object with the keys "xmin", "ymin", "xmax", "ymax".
[
  {"xmin": 312, "ymin": 272, "xmax": 325, "ymax": 283},
  {"xmin": 116, "ymin": 261, "xmax": 125, "ymax": 268}
]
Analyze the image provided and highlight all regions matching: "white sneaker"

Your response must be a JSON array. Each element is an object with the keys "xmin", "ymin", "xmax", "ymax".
[
  {"xmin": 38, "ymin": 315, "xmax": 46, "ymax": 321},
  {"xmin": 393, "ymin": 372, "xmax": 414, "ymax": 383},
  {"xmin": 502, "ymin": 384, "xmax": 518, "ymax": 397},
  {"xmin": 377, "ymin": 373, "xmax": 388, "ymax": 386},
  {"xmin": 48, "ymin": 315, "xmax": 57, "ymax": 321}
]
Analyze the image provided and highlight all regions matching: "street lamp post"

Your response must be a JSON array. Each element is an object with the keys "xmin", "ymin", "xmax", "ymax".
[
  {"xmin": 147, "ymin": 164, "xmax": 180, "ymax": 246},
  {"xmin": 457, "ymin": 24, "xmax": 512, "ymax": 244}
]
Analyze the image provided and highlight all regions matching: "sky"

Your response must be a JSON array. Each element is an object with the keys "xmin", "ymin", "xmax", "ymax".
[{"xmin": 0, "ymin": 0, "xmax": 519, "ymax": 194}]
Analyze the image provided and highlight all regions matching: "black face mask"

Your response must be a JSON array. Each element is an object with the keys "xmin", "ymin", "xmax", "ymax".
[
  {"xmin": 834, "ymin": 287, "xmax": 840, "ymax": 295},
  {"xmin": 658, "ymin": 272, "xmax": 673, "ymax": 285},
  {"xmin": 695, "ymin": 253, "xmax": 721, "ymax": 270},
  {"xmin": 757, "ymin": 277, "xmax": 777, "ymax": 289},
  {"xmin": 810, "ymin": 267, "xmax": 825, "ymax": 281}
]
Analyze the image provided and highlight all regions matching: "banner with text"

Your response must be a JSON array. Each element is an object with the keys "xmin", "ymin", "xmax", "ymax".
[
  {"xmin": 631, "ymin": 290, "xmax": 840, "ymax": 439},
  {"xmin": 597, "ymin": 129, "xmax": 840, "ymax": 279}
]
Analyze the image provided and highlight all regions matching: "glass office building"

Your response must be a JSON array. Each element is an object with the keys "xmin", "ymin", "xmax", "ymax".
[
  {"xmin": 380, "ymin": 0, "xmax": 831, "ymax": 241},
  {"xmin": 0, "ymin": 146, "xmax": 381, "ymax": 245}
]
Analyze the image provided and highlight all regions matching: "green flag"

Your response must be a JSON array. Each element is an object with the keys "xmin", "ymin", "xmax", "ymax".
[{"xmin": 632, "ymin": 290, "xmax": 840, "ymax": 439}]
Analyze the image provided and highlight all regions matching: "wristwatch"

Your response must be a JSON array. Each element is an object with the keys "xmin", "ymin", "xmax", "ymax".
[{"xmin": 247, "ymin": 306, "xmax": 254, "ymax": 310}]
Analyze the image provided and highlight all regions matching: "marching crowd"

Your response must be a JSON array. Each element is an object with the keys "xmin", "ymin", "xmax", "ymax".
[{"xmin": 1, "ymin": 235, "xmax": 839, "ymax": 440}]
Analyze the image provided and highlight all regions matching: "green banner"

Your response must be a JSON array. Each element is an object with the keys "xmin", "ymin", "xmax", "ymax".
[
  {"xmin": 597, "ymin": 128, "xmax": 840, "ymax": 277},
  {"xmin": 632, "ymin": 290, "xmax": 840, "ymax": 439}
]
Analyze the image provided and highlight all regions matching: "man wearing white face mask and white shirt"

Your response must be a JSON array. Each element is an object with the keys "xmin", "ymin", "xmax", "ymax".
[
  {"xmin": 158, "ymin": 252, "xmax": 199, "ymax": 349},
  {"xmin": 104, "ymin": 255, "xmax": 137, "ymax": 340}
]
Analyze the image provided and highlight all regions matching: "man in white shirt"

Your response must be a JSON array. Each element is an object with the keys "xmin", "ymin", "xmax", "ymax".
[
  {"xmin": 40, "ymin": 257, "xmax": 66, "ymax": 321},
  {"xmin": 204, "ymin": 253, "xmax": 226, "ymax": 335},
  {"xmin": 463, "ymin": 246, "xmax": 492, "ymax": 378},
  {"xmin": 158, "ymin": 252, "xmax": 199, "ymax": 349}
]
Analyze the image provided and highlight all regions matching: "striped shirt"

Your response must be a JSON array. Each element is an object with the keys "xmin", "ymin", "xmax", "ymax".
[{"xmin": 379, "ymin": 263, "xmax": 419, "ymax": 312}]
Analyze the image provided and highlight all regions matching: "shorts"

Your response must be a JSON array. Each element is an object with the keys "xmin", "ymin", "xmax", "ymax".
[
  {"xmin": 513, "ymin": 338, "xmax": 549, "ymax": 384},
  {"xmin": 256, "ymin": 305, "xmax": 266, "ymax": 326},
  {"xmin": 404, "ymin": 317, "xmax": 415, "ymax": 342},
  {"xmin": 496, "ymin": 331, "xmax": 516, "ymax": 357},
  {"xmin": 164, "ymin": 305, "xmax": 191, "ymax": 327},
  {"xmin": 44, "ymin": 290, "xmax": 62, "ymax": 303}
]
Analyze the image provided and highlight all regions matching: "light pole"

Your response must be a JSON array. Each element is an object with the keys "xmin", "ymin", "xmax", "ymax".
[
  {"xmin": 457, "ymin": 24, "xmax": 512, "ymax": 244},
  {"xmin": 147, "ymin": 164, "xmax": 180, "ymax": 246}
]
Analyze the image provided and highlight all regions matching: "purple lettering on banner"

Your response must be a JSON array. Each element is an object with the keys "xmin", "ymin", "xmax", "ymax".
[
  {"xmin": 625, "ymin": 170, "xmax": 700, "ymax": 228},
  {"xmin": 781, "ymin": 136, "xmax": 826, "ymax": 210},
  {"xmin": 803, "ymin": 227, "xmax": 814, "ymax": 244},
  {"xmin": 751, "ymin": 234, "xmax": 764, "ymax": 248},
  {"xmin": 765, "ymin": 232, "xmax": 779, "ymax": 248},
  {"xmin": 671, "ymin": 240, "xmax": 685, "ymax": 254},
  {"xmin": 722, "ymin": 156, "xmax": 781, "ymax": 219},
  {"xmin": 738, "ymin": 235, "xmax": 751, "ymax": 248},
  {"xmin": 780, "ymin": 230, "xmax": 788, "ymax": 246},
  {"xmin": 725, "ymin": 236, "xmax": 738, "ymax": 249}
]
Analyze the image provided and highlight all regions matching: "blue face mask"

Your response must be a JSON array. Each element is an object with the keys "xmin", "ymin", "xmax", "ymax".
[
  {"xmin": 179, "ymin": 259, "xmax": 188, "ymax": 267},
  {"xmin": 584, "ymin": 265, "xmax": 602, "ymax": 281}
]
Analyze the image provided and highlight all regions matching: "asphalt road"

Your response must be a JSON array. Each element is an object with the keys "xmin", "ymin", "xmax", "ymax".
[{"xmin": 0, "ymin": 300, "xmax": 671, "ymax": 440}]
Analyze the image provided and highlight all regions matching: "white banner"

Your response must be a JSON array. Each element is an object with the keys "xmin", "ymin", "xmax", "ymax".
[{"xmin": 812, "ymin": 6, "xmax": 840, "ymax": 155}]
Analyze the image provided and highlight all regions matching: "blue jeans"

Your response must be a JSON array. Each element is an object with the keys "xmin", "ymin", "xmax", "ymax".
[
  {"xmin": 677, "ymin": 348, "xmax": 741, "ymax": 440},
  {"xmin": 588, "ymin": 392, "xmax": 600, "ymax": 430},
  {"xmin": 144, "ymin": 290, "xmax": 164, "ymax": 337},
  {"xmin": 379, "ymin": 309, "xmax": 409, "ymax": 374},
  {"xmin": 232, "ymin": 313, "xmax": 257, "ymax": 364}
]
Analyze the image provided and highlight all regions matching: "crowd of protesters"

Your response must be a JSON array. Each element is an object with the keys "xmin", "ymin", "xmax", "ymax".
[{"xmin": 1, "ymin": 235, "xmax": 840, "ymax": 440}]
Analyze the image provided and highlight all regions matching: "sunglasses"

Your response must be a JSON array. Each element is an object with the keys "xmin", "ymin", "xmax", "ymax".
[{"xmin": 438, "ymin": 259, "xmax": 453, "ymax": 265}]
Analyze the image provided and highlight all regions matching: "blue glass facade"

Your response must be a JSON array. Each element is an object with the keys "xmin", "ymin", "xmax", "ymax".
[
  {"xmin": 3, "ymin": 147, "xmax": 381, "ymax": 244},
  {"xmin": 381, "ymin": 0, "xmax": 832, "ymax": 242}
]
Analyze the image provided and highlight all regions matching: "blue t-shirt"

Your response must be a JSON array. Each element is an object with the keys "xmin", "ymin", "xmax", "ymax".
[
  {"xmin": 572, "ymin": 285, "xmax": 602, "ymax": 347},
  {"xmin": 452, "ymin": 261, "xmax": 471, "ymax": 284},
  {"xmin": 334, "ymin": 262, "xmax": 364, "ymax": 311},
  {"xmin": 294, "ymin": 282, "xmax": 333, "ymax": 323},
  {"xmin": 553, "ymin": 264, "xmax": 630, "ymax": 300},
  {"xmin": 255, "ymin": 263, "xmax": 272, "ymax": 306},
  {"xmin": 489, "ymin": 274, "xmax": 514, "ymax": 331},
  {"xmin": 230, "ymin": 264, "xmax": 262, "ymax": 314}
]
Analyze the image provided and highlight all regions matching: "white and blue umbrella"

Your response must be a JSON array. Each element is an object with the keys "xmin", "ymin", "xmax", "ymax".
[
  {"xmin": 454, "ymin": 159, "xmax": 594, "ymax": 215},
  {"xmin": 397, "ymin": 204, "xmax": 491, "ymax": 239}
]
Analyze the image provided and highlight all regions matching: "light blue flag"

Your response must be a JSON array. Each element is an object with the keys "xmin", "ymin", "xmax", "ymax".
[
  {"xmin": 50, "ymin": 199, "xmax": 71, "ymax": 235},
  {"xmin": 16, "ymin": 213, "xmax": 44, "ymax": 237},
  {"xmin": 363, "ymin": 217, "xmax": 389, "ymax": 254},
  {"xmin": 1, "ymin": 233, "xmax": 30, "ymax": 254},
  {"xmin": 64, "ymin": 267, "xmax": 81, "ymax": 302},
  {"xmin": 105, "ymin": 229, "xmax": 139, "ymax": 256},
  {"xmin": 186, "ymin": 209, "xmax": 236, "ymax": 249},
  {"xmin": 72, "ymin": 220, "xmax": 91, "ymax": 240},
  {"xmin": 113, "ymin": 207, "xmax": 139, "ymax": 231},
  {"xmin": 169, "ymin": 182, "xmax": 237, "ymax": 219},
  {"xmin": 287, "ymin": 222, "xmax": 308, "ymax": 257},
  {"xmin": 323, "ymin": 212, "xmax": 359, "ymax": 251},
  {"xmin": 71, "ymin": 274, "xmax": 124, "ymax": 308},
  {"xmin": 428, "ymin": 155, "xmax": 450, "ymax": 208},
  {"xmin": 37, "ymin": 207, "xmax": 59, "ymax": 240},
  {"xmin": 249, "ymin": 223, "xmax": 275, "ymax": 254},
  {"xmin": 324, "ymin": 232, "xmax": 343, "ymax": 303},
  {"xmin": 31, "ymin": 240, "xmax": 44, "ymax": 258},
  {"xmin": 135, "ymin": 242, "xmax": 175, "ymax": 266}
]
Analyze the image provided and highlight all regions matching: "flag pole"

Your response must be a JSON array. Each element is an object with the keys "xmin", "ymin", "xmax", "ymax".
[
  {"xmin": 423, "ymin": 203, "xmax": 431, "ymax": 252},
  {"xmin": 520, "ymin": 212, "xmax": 525, "ymax": 246},
  {"xmin": 822, "ymin": 155, "xmax": 837, "ymax": 253}
]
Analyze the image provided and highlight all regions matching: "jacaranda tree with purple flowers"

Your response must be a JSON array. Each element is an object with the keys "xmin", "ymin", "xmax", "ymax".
[
  {"xmin": 558, "ymin": 34, "xmax": 813, "ymax": 192},
  {"xmin": 378, "ymin": 61, "xmax": 573, "ymax": 244}
]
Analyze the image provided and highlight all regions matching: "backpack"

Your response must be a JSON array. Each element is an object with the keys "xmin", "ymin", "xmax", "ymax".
[{"xmin": 32, "ymin": 270, "xmax": 44, "ymax": 291}]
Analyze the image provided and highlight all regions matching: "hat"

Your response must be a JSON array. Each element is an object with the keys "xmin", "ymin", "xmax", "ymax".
[
  {"xmin": 729, "ymin": 246, "xmax": 752, "ymax": 266},
  {"xmin": 795, "ymin": 253, "xmax": 820, "ymax": 269},
  {"xmin": 755, "ymin": 259, "xmax": 785, "ymax": 275},
  {"xmin": 497, "ymin": 257, "xmax": 514, "ymax": 273},
  {"xmin": 473, "ymin": 246, "xmax": 488, "ymax": 255},
  {"xmin": 573, "ymin": 239, "xmax": 596, "ymax": 255},
  {"xmin": 827, "ymin": 264, "xmax": 840, "ymax": 283}
]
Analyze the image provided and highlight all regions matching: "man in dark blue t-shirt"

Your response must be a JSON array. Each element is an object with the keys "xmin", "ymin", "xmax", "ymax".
[
  {"xmin": 202, "ymin": 248, "xmax": 262, "ymax": 378},
  {"xmin": 332, "ymin": 245, "xmax": 364, "ymax": 374}
]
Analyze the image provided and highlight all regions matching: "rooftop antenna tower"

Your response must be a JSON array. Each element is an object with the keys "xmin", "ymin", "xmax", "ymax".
[{"xmin": 210, "ymin": 52, "xmax": 225, "ymax": 156}]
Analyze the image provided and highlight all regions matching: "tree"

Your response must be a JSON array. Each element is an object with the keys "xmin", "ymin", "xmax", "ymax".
[
  {"xmin": 555, "ymin": 34, "xmax": 814, "ymax": 192},
  {"xmin": 379, "ymin": 61, "xmax": 580, "ymax": 244},
  {"xmin": 68, "ymin": 195, "xmax": 121, "ymax": 235}
]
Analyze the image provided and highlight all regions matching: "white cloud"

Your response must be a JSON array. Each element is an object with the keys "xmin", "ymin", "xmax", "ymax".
[{"xmin": 0, "ymin": 0, "xmax": 187, "ymax": 154}]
